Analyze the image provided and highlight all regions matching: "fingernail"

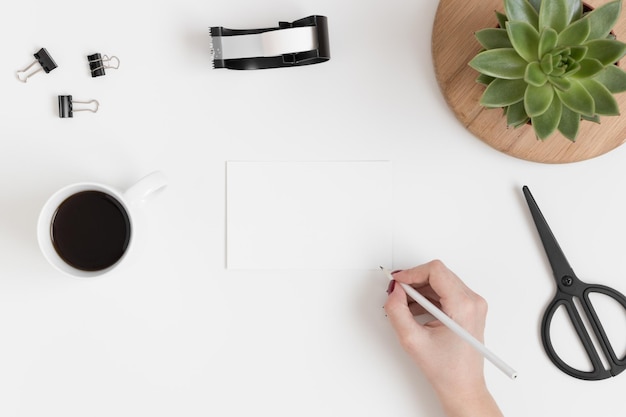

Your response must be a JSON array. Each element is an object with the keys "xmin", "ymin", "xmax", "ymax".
[
  {"xmin": 386, "ymin": 279, "xmax": 396, "ymax": 294},
  {"xmin": 391, "ymin": 269, "xmax": 402, "ymax": 275}
]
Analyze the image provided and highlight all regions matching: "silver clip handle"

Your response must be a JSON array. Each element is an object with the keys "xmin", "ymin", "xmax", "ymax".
[
  {"xmin": 16, "ymin": 61, "xmax": 42, "ymax": 83},
  {"xmin": 72, "ymin": 99, "xmax": 100, "ymax": 113}
]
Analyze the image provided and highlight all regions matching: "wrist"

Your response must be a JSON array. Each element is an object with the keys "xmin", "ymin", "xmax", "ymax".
[{"xmin": 436, "ymin": 384, "xmax": 503, "ymax": 417}]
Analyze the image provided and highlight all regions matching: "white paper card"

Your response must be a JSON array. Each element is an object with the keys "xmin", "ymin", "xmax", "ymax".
[{"xmin": 226, "ymin": 161, "xmax": 392, "ymax": 270}]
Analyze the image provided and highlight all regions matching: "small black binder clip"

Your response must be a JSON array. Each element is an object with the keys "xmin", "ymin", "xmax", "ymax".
[
  {"xmin": 58, "ymin": 95, "xmax": 99, "ymax": 118},
  {"xmin": 87, "ymin": 53, "xmax": 120, "ymax": 77},
  {"xmin": 209, "ymin": 15, "xmax": 330, "ymax": 70},
  {"xmin": 16, "ymin": 48, "xmax": 58, "ymax": 83}
]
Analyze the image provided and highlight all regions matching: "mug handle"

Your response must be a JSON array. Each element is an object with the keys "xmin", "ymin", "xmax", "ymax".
[{"xmin": 123, "ymin": 171, "xmax": 168, "ymax": 205}]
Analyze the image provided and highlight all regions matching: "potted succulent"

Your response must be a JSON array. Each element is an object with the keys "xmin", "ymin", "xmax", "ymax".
[{"xmin": 469, "ymin": 0, "xmax": 626, "ymax": 140}]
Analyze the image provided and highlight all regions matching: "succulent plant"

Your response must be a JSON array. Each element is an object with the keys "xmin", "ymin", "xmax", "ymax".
[{"xmin": 469, "ymin": 0, "xmax": 626, "ymax": 140}]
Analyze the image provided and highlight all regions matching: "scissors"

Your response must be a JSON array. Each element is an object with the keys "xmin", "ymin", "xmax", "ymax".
[{"xmin": 523, "ymin": 186, "xmax": 626, "ymax": 380}]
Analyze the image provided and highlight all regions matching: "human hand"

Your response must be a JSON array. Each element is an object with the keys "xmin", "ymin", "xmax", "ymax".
[{"xmin": 384, "ymin": 260, "xmax": 503, "ymax": 417}]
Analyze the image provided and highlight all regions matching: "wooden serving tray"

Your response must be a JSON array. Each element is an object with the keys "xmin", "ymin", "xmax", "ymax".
[{"xmin": 432, "ymin": 0, "xmax": 626, "ymax": 163}]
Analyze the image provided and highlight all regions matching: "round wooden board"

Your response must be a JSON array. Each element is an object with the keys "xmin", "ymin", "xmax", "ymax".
[{"xmin": 432, "ymin": 0, "xmax": 626, "ymax": 163}]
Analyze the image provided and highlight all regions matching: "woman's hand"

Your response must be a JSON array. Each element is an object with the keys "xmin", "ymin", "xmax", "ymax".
[{"xmin": 384, "ymin": 260, "xmax": 503, "ymax": 417}]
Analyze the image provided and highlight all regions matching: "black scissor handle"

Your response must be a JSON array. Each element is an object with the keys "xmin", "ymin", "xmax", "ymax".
[{"xmin": 542, "ymin": 285, "xmax": 626, "ymax": 380}]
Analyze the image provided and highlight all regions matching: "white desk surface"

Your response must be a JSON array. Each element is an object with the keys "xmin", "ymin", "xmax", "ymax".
[{"xmin": 2, "ymin": 0, "xmax": 626, "ymax": 415}]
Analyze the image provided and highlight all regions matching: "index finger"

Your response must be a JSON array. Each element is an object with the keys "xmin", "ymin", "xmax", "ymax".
[{"xmin": 392, "ymin": 260, "xmax": 478, "ymax": 306}]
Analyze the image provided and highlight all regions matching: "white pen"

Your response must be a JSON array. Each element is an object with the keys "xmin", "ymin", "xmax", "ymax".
[{"xmin": 380, "ymin": 266, "xmax": 518, "ymax": 380}]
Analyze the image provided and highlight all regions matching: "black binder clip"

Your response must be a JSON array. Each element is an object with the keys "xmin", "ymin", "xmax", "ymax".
[
  {"xmin": 16, "ymin": 48, "xmax": 58, "ymax": 83},
  {"xmin": 209, "ymin": 15, "xmax": 330, "ymax": 70},
  {"xmin": 58, "ymin": 95, "xmax": 99, "ymax": 118},
  {"xmin": 87, "ymin": 53, "xmax": 120, "ymax": 77}
]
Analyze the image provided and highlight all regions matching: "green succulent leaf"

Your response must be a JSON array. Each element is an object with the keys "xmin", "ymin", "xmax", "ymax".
[
  {"xmin": 563, "ymin": 61, "xmax": 581, "ymax": 77},
  {"xmin": 558, "ymin": 105, "xmax": 581, "ymax": 141},
  {"xmin": 539, "ymin": 28, "xmax": 559, "ymax": 58},
  {"xmin": 507, "ymin": 21, "xmax": 540, "ymax": 62},
  {"xmin": 580, "ymin": 78, "xmax": 620, "ymax": 115},
  {"xmin": 593, "ymin": 65, "xmax": 626, "ymax": 93},
  {"xmin": 475, "ymin": 28, "xmax": 513, "ymax": 49},
  {"xmin": 504, "ymin": 0, "xmax": 539, "ymax": 28},
  {"xmin": 469, "ymin": 49, "xmax": 528, "ymax": 79},
  {"xmin": 582, "ymin": 114, "xmax": 602, "ymax": 123},
  {"xmin": 532, "ymin": 95, "xmax": 563, "ymax": 140},
  {"xmin": 583, "ymin": 0, "xmax": 622, "ymax": 41},
  {"xmin": 564, "ymin": 0, "xmax": 583, "ymax": 24},
  {"xmin": 584, "ymin": 39, "xmax": 626, "ymax": 66},
  {"xmin": 507, "ymin": 101, "xmax": 530, "ymax": 126},
  {"xmin": 476, "ymin": 73, "xmax": 496, "ymax": 86},
  {"xmin": 525, "ymin": 61, "xmax": 548, "ymax": 86},
  {"xmin": 549, "ymin": 75, "xmax": 572, "ymax": 90},
  {"xmin": 527, "ymin": 0, "xmax": 541, "ymax": 13},
  {"xmin": 496, "ymin": 11, "xmax": 509, "ymax": 29},
  {"xmin": 541, "ymin": 53, "xmax": 553, "ymax": 73},
  {"xmin": 557, "ymin": 17, "xmax": 590, "ymax": 47},
  {"xmin": 569, "ymin": 46, "xmax": 588, "ymax": 62},
  {"xmin": 556, "ymin": 79, "xmax": 595, "ymax": 116},
  {"xmin": 481, "ymin": 78, "xmax": 528, "ymax": 107},
  {"xmin": 552, "ymin": 56, "xmax": 566, "ymax": 75},
  {"xmin": 571, "ymin": 58, "xmax": 604, "ymax": 79},
  {"xmin": 525, "ymin": 83, "xmax": 555, "ymax": 116},
  {"xmin": 539, "ymin": 0, "xmax": 569, "ymax": 33},
  {"xmin": 552, "ymin": 46, "xmax": 570, "ymax": 56}
]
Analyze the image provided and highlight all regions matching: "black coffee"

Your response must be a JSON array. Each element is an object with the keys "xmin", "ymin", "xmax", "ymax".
[{"xmin": 51, "ymin": 190, "xmax": 131, "ymax": 271}]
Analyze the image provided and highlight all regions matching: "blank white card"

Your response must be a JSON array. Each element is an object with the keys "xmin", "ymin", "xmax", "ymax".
[{"xmin": 226, "ymin": 161, "xmax": 392, "ymax": 270}]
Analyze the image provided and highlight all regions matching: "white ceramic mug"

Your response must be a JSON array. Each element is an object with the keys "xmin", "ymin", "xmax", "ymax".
[{"xmin": 37, "ymin": 171, "xmax": 168, "ymax": 278}]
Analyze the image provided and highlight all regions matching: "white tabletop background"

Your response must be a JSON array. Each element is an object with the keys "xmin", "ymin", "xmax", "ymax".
[{"xmin": 2, "ymin": 0, "xmax": 626, "ymax": 415}]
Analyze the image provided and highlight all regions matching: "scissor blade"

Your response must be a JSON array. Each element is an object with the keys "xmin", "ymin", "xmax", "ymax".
[{"xmin": 523, "ymin": 186, "xmax": 576, "ymax": 282}]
